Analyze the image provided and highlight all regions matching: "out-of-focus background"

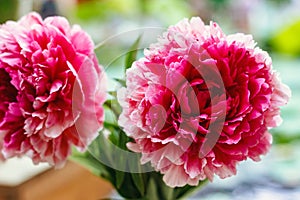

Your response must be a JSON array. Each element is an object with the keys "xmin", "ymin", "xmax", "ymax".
[{"xmin": 0, "ymin": 0, "xmax": 299, "ymax": 199}]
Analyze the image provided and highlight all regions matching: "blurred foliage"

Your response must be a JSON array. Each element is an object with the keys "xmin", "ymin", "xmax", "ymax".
[
  {"xmin": 76, "ymin": 0, "xmax": 191, "ymax": 25},
  {"xmin": 209, "ymin": 0, "xmax": 229, "ymax": 9},
  {"xmin": 267, "ymin": 0, "xmax": 291, "ymax": 5},
  {"xmin": 209, "ymin": 0, "xmax": 290, "ymax": 7},
  {"xmin": 0, "ymin": 0, "xmax": 18, "ymax": 23},
  {"xmin": 272, "ymin": 131, "xmax": 300, "ymax": 145},
  {"xmin": 76, "ymin": 0, "xmax": 140, "ymax": 20},
  {"xmin": 269, "ymin": 20, "xmax": 300, "ymax": 57},
  {"xmin": 142, "ymin": 0, "xmax": 191, "ymax": 24}
]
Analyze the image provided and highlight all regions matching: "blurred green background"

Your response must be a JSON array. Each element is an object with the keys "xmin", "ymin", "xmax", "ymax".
[{"xmin": 1, "ymin": 0, "xmax": 300, "ymax": 199}]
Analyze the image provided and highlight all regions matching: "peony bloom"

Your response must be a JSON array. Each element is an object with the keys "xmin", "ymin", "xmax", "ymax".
[
  {"xmin": 0, "ymin": 12, "xmax": 106, "ymax": 167},
  {"xmin": 118, "ymin": 17, "xmax": 291, "ymax": 187}
]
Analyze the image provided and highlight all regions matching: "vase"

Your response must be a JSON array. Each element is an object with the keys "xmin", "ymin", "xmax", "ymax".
[{"xmin": 71, "ymin": 133, "xmax": 207, "ymax": 200}]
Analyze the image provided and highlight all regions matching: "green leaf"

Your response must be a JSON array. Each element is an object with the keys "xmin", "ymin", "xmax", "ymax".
[
  {"xmin": 91, "ymin": 132, "xmax": 115, "ymax": 167},
  {"xmin": 104, "ymin": 121, "xmax": 119, "ymax": 130},
  {"xmin": 146, "ymin": 177, "xmax": 159, "ymax": 200},
  {"xmin": 160, "ymin": 183, "xmax": 174, "ymax": 200},
  {"xmin": 147, "ymin": 171, "xmax": 174, "ymax": 200},
  {"xmin": 108, "ymin": 91, "xmax": 117, "ymax": 98},
  {"xmin": 118, "ymin": 130, "xmax": 130, "ymax": 150},
  {"xmin": 113, "ymin": 131, "xmax": 128, "ymax": 189},
  {"xmin": 124, "ymin": 35, "xmax": 142, "ymax": 72},
  {"xmin": 115, "ymin": 170, "xmax": 125, "ymax": 189},
  {"xmin": 107, "ymin": 129, "xmax": 119, "ymax": 147},
  {"xmin": 104, "ymin": 99, "xmax": 122, "ymax": 117},
  {"xmin": 131, "ymin": 172, "xmax": 145, "ymax": 196},
  {"xmin": 115, "ymin": 172, "xmax": 143, "ymax": 199}
]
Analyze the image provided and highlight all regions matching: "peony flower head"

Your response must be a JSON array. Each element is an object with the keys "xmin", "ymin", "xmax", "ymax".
[
  {"xmin": 0, "ymin": 12, "xmax": 106, "ymax": 167},
  {"xmin": 118, "ymin": 17, "xmax": 291, "ymax": 187}
]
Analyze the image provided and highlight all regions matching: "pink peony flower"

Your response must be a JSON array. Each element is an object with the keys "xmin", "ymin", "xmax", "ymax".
[
  {"xmin": 118, "ymin": 17, "xmax": 291, "ymax": 187},
  {"xmin": 0, "ymin": 12, "xmax": 106, "ymax": 167}
]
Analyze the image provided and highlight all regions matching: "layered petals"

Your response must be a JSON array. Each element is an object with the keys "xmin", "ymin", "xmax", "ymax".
[
  {"xmin": 118, "ymin": 17, "xmax": 290, "ymax": 187},
  {"xmin": 0, "ymin": 12, "xmax": 106, "ymax": 167}
]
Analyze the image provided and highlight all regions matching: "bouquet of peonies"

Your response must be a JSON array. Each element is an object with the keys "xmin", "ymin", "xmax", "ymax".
[{"xmin": 0, "ymin": 12, "xmax": 291, "ymax": 199}]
